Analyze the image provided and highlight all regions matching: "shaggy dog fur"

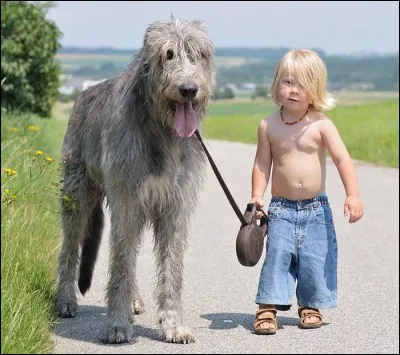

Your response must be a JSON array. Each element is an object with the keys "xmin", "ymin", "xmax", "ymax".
[{"xmin": 55, "ymin": 18, "xmax": 216, "ymax": 344}]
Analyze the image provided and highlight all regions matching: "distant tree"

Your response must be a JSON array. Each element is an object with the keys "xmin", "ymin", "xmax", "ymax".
[
  {"xmin": 213, "ymin": 86, "xmax": 235, "ymax": 100},
  {"xmin": 213, "ymin": 88, "xmax": 221, "ymax": 100},
  {"xmin": 253, "ymin": 86, "xmax": 268, "ymax": 99},
  {"xmin": 221, "ymin": 87, "xmax": 234, "ymax": 99},
  {"xmin": 1, "ymin": 1, "xmax": 63, "ymax": 117},
  {"xmin": 99, "ymin": 62, "xmax": 117, "ymax": 72}
]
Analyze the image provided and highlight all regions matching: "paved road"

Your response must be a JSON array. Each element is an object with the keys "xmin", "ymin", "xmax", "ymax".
[{"xmin": 53, "ymin": 140, "xmax": 399, "ymax": 354}]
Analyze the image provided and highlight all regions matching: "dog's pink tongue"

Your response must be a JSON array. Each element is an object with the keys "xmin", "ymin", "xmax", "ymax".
[{"xmin": 174, "ymin": 102, "xmax": 197, "ymax": 138}]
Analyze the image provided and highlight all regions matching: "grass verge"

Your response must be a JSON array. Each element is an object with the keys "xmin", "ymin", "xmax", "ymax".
[{"xmin": 1, "ymin": 112, "xmax": 67, "ymax": 354}]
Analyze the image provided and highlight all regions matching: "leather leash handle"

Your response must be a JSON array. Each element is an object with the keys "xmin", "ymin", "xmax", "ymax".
[
  {"xmin": 249, "ymin": 203, "xmax": 268, "ymax": 225},
  {"xmin": 194, "ymin": 129, "xmax": 249, "ymax": 226}
]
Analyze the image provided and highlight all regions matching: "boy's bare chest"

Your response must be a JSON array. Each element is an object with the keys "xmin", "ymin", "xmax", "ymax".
[{"xmin": 269, "ymin": 125, "xmax": 323, "ymax": 154}]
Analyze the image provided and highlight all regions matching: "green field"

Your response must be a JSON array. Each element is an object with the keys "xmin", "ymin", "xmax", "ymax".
[
  {"xmin": 208, "ymin": 89, "xmax": 399, "ymax": 114},
  {"xmin": 56, "ymin": 53, "xmax": 263, "ymax": 71},
  {"xmin": 214, "ymin": 56, "xmax": 263, "ymax": 68},
  {"xmin": 57, "ymin": 53, "xmax": 134, "ymax": 70},
  {"xmin": 203, "ymin": 99, "xmax": 399, "ymax": 168}
]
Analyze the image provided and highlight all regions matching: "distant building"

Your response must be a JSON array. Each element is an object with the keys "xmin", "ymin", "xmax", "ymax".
[
  {"xmin": 59, "ymin": 86, "xmax": 75, "ymax": 95},
  {"xmin": 82, "ymin": 79, "xmax": 107, "ymax": 91},
  {"xmin": 225, "ymin": 83, "xmax": 238, "ymax": 92},
  {"xmin": 240, "ymin": 83, "xmax": 257, "ymax": 90},
  {"xmin": 349, "ymin": 82, "xmax": 375, "ymax": 91},
  {"xmin": 58, "ymin": 75, "xmax": 108, "ymax": 95}
]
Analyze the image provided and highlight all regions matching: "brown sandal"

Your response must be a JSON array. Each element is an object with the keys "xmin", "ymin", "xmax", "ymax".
[
  {"xmin": 254, "ymin": 307, "xmax": 278, "ymax": 335},
  {"xmin": 298, "ymin": 307, "xmax": 323, "ymax": 329}
]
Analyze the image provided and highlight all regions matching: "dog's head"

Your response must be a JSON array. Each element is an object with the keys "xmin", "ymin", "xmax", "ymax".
[{"xmin": 141, "ymin": 18, "xmax": 216, "ymax": 138}]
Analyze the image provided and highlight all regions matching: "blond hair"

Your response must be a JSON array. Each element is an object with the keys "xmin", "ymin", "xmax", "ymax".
[{"xmin": 269, "ymin": 49, "xmax": 336, "ymax": 111}]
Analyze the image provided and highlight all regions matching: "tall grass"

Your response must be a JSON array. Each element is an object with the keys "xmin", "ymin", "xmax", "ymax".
[
  {"xmin": 1, "ymin": 112, "xmax": 67, "ymax": 354},
  {"xmin": 203, "ymin": 99, "xmax": 399, "ymax": 168}
]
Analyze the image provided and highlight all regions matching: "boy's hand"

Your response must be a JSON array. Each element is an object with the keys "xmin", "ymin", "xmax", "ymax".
[
  {"xmin": 344, "ymin": 195, "xmax": 364, "ymax": 223},
  {"xmin": 250, "ymin": 196, "xmax": 264, "ymax": 219}
]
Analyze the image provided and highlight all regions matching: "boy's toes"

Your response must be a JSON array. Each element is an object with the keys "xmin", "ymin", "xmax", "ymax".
[
  {"xmin": 304, "ymin": 315, "xmax": 318, "ymax": 324},
  {"xmin": 298, "ymin": 307, "xmax": 323, "ymax": 329}
]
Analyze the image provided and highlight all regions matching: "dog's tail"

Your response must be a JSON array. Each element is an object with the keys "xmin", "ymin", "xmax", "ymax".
[{"xmin": 78, "ymin": 202, "xmax": 104, "ymax": 295}]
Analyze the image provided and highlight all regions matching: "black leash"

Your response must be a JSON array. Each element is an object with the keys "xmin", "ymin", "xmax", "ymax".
[{"xmin": 194, "ymin": 129, "xmax": 250, "ymax": 226}]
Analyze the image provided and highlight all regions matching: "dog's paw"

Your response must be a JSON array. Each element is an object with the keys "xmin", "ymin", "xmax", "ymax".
[
  {"xmin": 132, "ymin": 298, "xmax": 145, "ymax": 315},
  {"xmin": 99, "ymin": 324, "xmax": 133, "ymax": 344},
  {"xmin": 56, "ymin": 301, "xmax": 78, "ymax": 318},
  {"xmin": 164, "ymin": 326, "xmax": 196, "ymax": 344}
]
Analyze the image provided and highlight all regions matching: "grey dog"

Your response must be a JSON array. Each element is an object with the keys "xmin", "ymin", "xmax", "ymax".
[{"xmin": 55, "ymin": 18, "xmax": 216, "ymax": 344}]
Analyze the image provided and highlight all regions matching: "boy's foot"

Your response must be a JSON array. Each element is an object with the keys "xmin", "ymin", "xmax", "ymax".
[
  {"xmin": 254, "ymin": 305, "xmax": 277, "ymax": 335},
  {"xmin": 298, "ymin": 306, "xmax": 323, "ymax": 329}
]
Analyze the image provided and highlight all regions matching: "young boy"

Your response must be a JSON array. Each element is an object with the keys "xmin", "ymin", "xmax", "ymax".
[{"xmin": 251, "ymin": 49, "xmax": 364, "ymax": 335}]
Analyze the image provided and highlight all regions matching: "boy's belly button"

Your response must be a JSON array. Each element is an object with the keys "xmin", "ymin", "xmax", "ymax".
[{"xmin": 297, "ymin": 183, "xmax": 303, "ymax": 188}]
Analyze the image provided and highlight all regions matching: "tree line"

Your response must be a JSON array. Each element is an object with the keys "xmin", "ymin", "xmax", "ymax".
[{"xmin": 63, "ymin": 47, "xmax": 399, "ymax": 91}]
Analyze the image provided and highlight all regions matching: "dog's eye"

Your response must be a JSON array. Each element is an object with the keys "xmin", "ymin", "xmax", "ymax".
[{"xmin": 166, "ymin": 49, "xmax": 174, "ymax": 60}]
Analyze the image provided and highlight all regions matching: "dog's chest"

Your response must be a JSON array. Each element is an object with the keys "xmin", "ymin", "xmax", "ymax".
[{"xmin": 139, "ymin": 145, "xmax": 193, "ymax": 204}]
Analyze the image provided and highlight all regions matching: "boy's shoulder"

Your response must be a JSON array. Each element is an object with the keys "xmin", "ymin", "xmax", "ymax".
[
  {"xmin": 309, "ymin": 111, "xmax": 336, "ymax": 127},
  {"xmin": 257, "ymin": 112, "xmax": 279, "ymax": 135},
  {"xmin": 310, "ymin": 111, "xmax": 340, "ymax": 136},
  {"xmin": 260, "ymin": 111, "xmax": 280, "ymax": 125},
  {"xmin": 312, "ymin": 110, "xmax": 339, "ymax": 122}
]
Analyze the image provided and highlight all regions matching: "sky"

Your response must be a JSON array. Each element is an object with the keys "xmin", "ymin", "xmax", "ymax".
[{"xmin": 46, "ymin": 1, "xmax": 399, "ymax": 56}]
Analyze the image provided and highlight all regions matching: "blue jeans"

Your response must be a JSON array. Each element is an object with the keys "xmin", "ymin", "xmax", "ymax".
[{"xmin": 255, "ymin": 192, "xmax": 338, "ymax": 311}]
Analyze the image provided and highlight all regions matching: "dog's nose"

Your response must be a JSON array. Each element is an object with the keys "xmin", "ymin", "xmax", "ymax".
[{"xmin": 179, "ymin": 84, "xmax": 198, "ymax": 98}]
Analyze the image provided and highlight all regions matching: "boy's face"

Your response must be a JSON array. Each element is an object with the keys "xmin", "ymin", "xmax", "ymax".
[{"xmin": 278, "ymin": 73, "xmax": 311, "ymax": 112}]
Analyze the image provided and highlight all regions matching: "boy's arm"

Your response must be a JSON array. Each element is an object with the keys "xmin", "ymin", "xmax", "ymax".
[
  {"xmin": 319, "ymin": 118, "xmax": 364, "ymax": 222},
  {"xmin": 251, "ymin": 119, "xmax": 272, "ymax": 201}
]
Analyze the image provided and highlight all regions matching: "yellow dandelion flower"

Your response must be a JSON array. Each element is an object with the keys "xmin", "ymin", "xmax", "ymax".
[
  {"xmin": 28, "ymin": 125, "xmax": 40, "ymax": 132},
  {"xmin": 9, "ymin": 127, "xmax": 19, "ymax": 133},
  {"xmin": 35, "ymin": 150, "xmax": 44, "ymax": 156},
  {"xmin": 5, "ymin": 189, "xmax": 10, "ymax": 194},
  {"xmin": 4, "ymin": 168, "xmax": 17, "ymax": 176},
  {"xmin": 45, "ymin": 157, "xmax": 53, "ymax": 164},
  {"xmin": 4, "ymin": 168, "xmax": 16, "ymax": 176}
]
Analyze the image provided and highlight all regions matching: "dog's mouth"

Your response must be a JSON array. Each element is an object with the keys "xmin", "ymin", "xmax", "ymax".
[{"xmin": 171, "ymin": 101, "xmax": 198, "ymax": 138}]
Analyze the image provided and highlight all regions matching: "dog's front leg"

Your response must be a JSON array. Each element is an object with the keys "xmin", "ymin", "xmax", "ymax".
[
  {"xmin": 153, "ymin": 210, "xmax": 195, "ymax": 344},
  {"xmin": 99, "ymin": 202, "xmax": 146, "ymax": 344}
]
